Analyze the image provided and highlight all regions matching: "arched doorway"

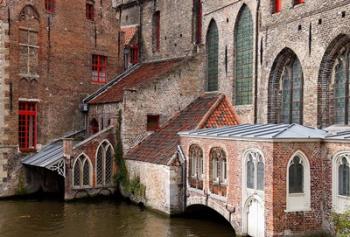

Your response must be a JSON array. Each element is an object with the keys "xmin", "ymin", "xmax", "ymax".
[{"xmin": 244, "ymin": 197, "xmax": 265, "ymax": 237}]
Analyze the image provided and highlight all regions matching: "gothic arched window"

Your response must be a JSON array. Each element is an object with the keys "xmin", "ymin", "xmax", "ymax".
[
  {"xmin": 339, "ymin": 157, "xmax": 350, "ymax": 196},
  {"xmin": 72, "ymin": 154, "xmax": 92, "ymax": 188},
  {"xmin": 96, "ymin": 141, "xmax": 114, "ymax": 186},
  {"xmin": 235, "ymin": 5, "xmax": 253, "ymax": 105},
  {"xmin": 268, "ymin": 49, "xmax": 303, "ymax": 124},
  {"xmin": 288, "ymin": 156, "xmax": 304, "ymax": 193},
  {"xmin": 206, "ymin": 20, "xmax": 219, "ymax": 92}
]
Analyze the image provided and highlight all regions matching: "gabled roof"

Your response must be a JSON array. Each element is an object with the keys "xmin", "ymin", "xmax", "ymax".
[
  {"xmin": 121, "ymin": 25, "xmax": 138, "ymax": 46},
  {"xmin": 87, "ymin": 58, "xmax": 185, "ymax": 105},
  {"xmin": 125, "ymin": 94, "xmax": 239, "ymax": 165},
  {"xmin": 179, "ymin": 123, "xmax": 328, "ymax": 140}
]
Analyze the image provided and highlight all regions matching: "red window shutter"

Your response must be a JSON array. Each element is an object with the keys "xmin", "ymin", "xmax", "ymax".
[{"xmin": 275, "ymin": 0, "xmax": 281, "ymax": 13}]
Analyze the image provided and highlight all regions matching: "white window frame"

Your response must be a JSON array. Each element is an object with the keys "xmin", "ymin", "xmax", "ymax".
[
  {"xmin": 286, "ymin": 151, "xmax": 311, "ymax": 212},
  {"xmin": 72, "ymin": 153, "xmax": 93, "ymax": 189},
  {"xmin": 332, "ymin": 151, "xmax": 350, "ymax": 213}
]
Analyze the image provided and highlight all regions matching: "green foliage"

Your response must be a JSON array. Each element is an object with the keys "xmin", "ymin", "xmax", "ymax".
[
  {"xmin": 114, "ymin": 109, "xmax": 146, "ymax": 200},
  {"xmin": 332, "ymin": 211, "xmax": 350, "ymax": 236}
]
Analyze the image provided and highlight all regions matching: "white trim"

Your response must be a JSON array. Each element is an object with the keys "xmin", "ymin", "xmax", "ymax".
[
  {"xmin": 286, "ymin": 150, "xmax": 311, "ymax": 212},
  {"xmin": 72, "ymin": 153, "xmax": 93, "ymax": 189},
  {"xmin": 332, "ymin": 151, "xmax": 350, "ymax": 213}
]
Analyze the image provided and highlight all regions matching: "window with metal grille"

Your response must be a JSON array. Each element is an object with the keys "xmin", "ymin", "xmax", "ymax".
[
  {"xmin": 18, "ymin": 101, "xmax": 37, "ymax": 152},
  {"xmin": 19, "ymin": 28, "xmax": 39, "ymax": 79},
  {"xmin": 45, "ymin": 0, "xmax": 55, "ymax": 13},
  {"xmin": 193, "ymin": 0, "xmax": 202, "ymax": 44},
  {"xmin": 206, "ymin": 20, "xmax": 219, "ymax": 92},
  {"xmin": 86, "ymin": 2, "xmax": 95, "ymax": 21},
  {"xmin": 288, "ymin": 156, "xmax": 304, "ymax": 193},
  {"xmin": 96, "ymin": 141, "xmax": 114, "ymax": 186},
  {"xmin": 72, "ymin": 155, "xmax": 92, "ymax": 188},
  {"xmin": 147, "ymin": 115, "xmax": 160, "ymax": 131},
  {"xmin": 273, "ymin": 0, "xmax": 281, "ymax": 13},
  {"xmin": 339, "ymin": 158, "xmax": 350, "ymax": 196},
  {"xmin": 235, "ymin": 6, "xmax": 253, "ymax": 105},
  {"xmin": 92, "ymin": 55, "xmax": 107, "ymax": 83},
  {"xmin": 152, "ymin": 11, "xmax": 160, "ymax": 52}
]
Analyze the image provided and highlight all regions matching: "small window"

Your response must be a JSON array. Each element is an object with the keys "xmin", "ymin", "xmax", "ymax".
[
  {"xmin": 92, "ymin": 55, "xmax": 107, "ymax": 83},
  {"xmin": 147, "ymin": 115, "xmax": 160, "ymax": 131},
  {"xmin": 89, "ymin": 118, "xmax": 99, "ymax": 134},
  {"xmin": 289, "ymin": 156, "xmax": 304, "ymax": 193},
  {"xmin": 45, "ymin": 0, "xmax": 55, "ymax": 13},
  {"xmin": 152, "ymin": 11, "xmax": 161, "ymax": 52},
  {"xmin": 86, "ymin": 2, "xmax": 95, "ymax": 21},
  {"xmin": 18, "ymin": 101, "xmax": 38, "ymax": 152},
  {"xmin": 339, "ymin": 158, "xmax": 350, "ymax": 196}
]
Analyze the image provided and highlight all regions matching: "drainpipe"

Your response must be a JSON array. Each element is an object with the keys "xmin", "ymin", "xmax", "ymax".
[{"xmin": 254, "ymin": 0, "xmax": 261, "ymax": 124}]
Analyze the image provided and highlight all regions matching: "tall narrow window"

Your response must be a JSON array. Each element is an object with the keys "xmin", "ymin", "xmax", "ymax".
[
  {"xmin": 334, "ymin": 56, "xmax": 348, "ymax": 124},
  {"xmin": 193, "ymin": 0, "xmax": 202, "ymax": 44},
  {"xmin": 339, "ymin": 158, "xmax": 350, "ymax": 196},
  {"xmin": 152, "ymin": 11, "xmax": 160, "ymax": 52},
  {"xmin": 86, "ymin": 2, "xmax": 95, "ymax": 21},
  {"xmin": 206, "ymin": 20, "xmax": 219, "ymax": 92},
  {"xmin": 73, "ymin": 159, "xmax": 81, "ymax": 187},
  {"xmin": 189, "ymin": 145, "xmax": 203, "ymax": 187},
  {"xmin": 72, "ymin": 154, "xmax": 92, "ymax": 188},
  {"xmin": 235, "ymin": 5, "xmax": 253, "ymax": 105},
  {"xmin": 19, "ymin": 28, "xmax": 39, "ymax": 79},
  {"xmin": 257, "ymin": 160, "xmax": 265, "ymax": 190},
  {"xmin": 289, "ymin": 156, "xmax": 304, "ymax": 193},
  {"xmin": 245, "ymin": 151, "xmax": 264, "ymax": 191},
  {"xmin": 45, "ymin": 0, "xmax": 55, "ymax": 13},
  {"xmin": 92, "ymin": 55, "xmax": 107, "ymax": 83},
  {"xmin": 18, "ymin": 102, "xmax": 37, "ymax": 152},
  {"xmin": 96, "ymin": 141, "xmax": 114, "ymax": 186}
]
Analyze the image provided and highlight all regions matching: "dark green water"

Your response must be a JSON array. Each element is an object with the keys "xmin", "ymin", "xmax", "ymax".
[{"xmin": 0, "ymin": 199, "xmax": 235, "ymax": 237}]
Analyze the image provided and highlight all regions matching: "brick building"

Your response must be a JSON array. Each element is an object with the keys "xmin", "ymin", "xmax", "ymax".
[{"xmin": 0, "ymin": 0, "xmax": 121, "ymax": 189}]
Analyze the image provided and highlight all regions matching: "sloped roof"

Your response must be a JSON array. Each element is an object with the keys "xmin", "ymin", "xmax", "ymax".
[
  {"xmin": 125, "ymin": 94, "xmax": 239, "ymax": 165},
  {"xmin": 179, "ymin": 123, "xmax": 328, "ymax": 140},
  {"xmin": 88, "ymin": 58, "xmax": 184, "ymax": 105},
  {"xmin": 121, "ymin": 25, "xmax": 138, "ymax": 46}
]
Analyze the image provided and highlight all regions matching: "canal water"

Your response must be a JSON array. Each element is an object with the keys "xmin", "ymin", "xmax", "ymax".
[{"xmin": 0, "ymin": 199, "xmax": 236, "ymax": 237}]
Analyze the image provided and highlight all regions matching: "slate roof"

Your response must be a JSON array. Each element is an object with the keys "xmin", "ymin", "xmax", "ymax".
[
  {"xmin": 179, "ymin": 123, "xmax": 328, "ymax": 140},
  {"xmin": 88, "ymin": 58, "xmax": 184, "ymax": 105},
  {"xmin": 125, "ymin": 94, "xmax": 239, "ymax": 165}
]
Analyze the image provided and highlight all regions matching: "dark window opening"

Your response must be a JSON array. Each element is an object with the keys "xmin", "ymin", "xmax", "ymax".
[
  {"xmin": 152, "ymin": 11, "xmax": 161, "ymax": 52},
  {"xmin": 45, "ymin": 0, "xmax": 55, "ymax": 13},
  {"xmin": 193, "ymin": 0, "xmax": 202, "ymax": 44},
  {"xmin": 92, "ymin": 54, "xmax": 107, "ymax": 83},
  {"xmin": 289, "ymin": 156, "xmax": 304, "ymax": 193},
  {"xmin": 339, "ymin": 158, "xmax": 350, "ymax": 196},
  {"xmin": 90, "ymin": 118, "xmax": 99, "ymax": 134},
  {"xmin": 18, "ymin": 101, "xmax": 37, "ymax": 152},
  {"xmin": 147, "ymin": 115, "xmax": 160, "ymax": 131},
  {"xmin": 206, "ymin": 20, "xmax": 219, "ymax": 92},
  {"xmin": 86, "ymin": 2, "xmax": 95, "ymax": 21}
]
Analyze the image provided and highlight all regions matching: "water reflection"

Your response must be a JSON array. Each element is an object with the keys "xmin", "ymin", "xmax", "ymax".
[{"xmin": 0, "ymin": 199, "xmax": 235, "ymax": 237}]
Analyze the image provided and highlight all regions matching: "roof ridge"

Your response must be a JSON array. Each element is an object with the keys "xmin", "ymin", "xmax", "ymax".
[{"xmin": 196, "ymin": 94, "xmax": 224, "ymax": 129}]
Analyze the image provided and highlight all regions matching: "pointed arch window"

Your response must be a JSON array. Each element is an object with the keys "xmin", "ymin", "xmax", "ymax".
[
  {"xmin": 72, "ymin": 154, "xmax": 92, "ymax": 188},
  {"xmin": 288, "ymin": 156, "xmax": 304, "ymax": 193},
  {"xmin": 206, "ymin": 20, "xmax": 219, "ymax": 92},
  {"xmin": 245, "ymin": 151, "xmax": 264, "ymax": 191},
  {"xmin": 235, "ymin": 6, "xmax": 253, "ymax": 105},
  {"xmin": 96, "ymin": 141, "xmax": 114, "ymax": 186}
]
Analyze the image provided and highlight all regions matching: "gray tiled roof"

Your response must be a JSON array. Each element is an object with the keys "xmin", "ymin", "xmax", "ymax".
[
  {"xmin": 22, "ymin": 141, "xmax": 63, "ymax": 168},
  {"xmin": 178, "ymin": 123, "xmax": 328, "ymax": 140}
]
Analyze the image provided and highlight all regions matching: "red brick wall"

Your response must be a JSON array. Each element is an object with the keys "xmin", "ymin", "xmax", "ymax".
[{"xmin": 1, "ymin": 0, "xmax": 121, "ymax": 148}]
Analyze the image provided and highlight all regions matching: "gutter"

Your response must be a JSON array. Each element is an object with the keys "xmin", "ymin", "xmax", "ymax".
[{"xmin": 254, "ymin": 0, "xmax": 260, "ymax": 124}]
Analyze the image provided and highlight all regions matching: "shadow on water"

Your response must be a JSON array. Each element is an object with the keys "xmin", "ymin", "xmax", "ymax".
[{"xmin": 0, "ymin": 195, "xmax": 236, "ymax": 237}]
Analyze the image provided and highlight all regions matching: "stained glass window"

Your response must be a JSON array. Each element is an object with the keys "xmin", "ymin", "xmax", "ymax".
[
  {"xmin": 289, "ymin": 156, "xmax": 304, "ymax": 193},
  {"xmin": 206, "ymin": 20, "xmax": 219, "ymax": 92},
  {"xmin": 235, "ymin": 6, "xmax": 253, "ymax": 105},
  {"xmin": 339, "ymin": 158, "xmax": 350, "ymax": 196}
]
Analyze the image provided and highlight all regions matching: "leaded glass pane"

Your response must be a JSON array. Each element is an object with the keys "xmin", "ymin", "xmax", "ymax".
[
  {"xmin": 105, "ymin": 146, "xmax": 113, "ymax": 185},
  {"xmin": 235, "ymin": 6, "xmax": 253, "ymax": 105},
  {"xmin": 339, "ymin": 158, "xmax": 350, "ymax": 196},
  {"xmin": 73, "ymin": 159, "xmax": 81, "ymax": 187},
  {"xmin": 289, "ymin": 156, "xmax": 303, "ymax": 193},
  {"xmin": 257, "ymin": 161, "xmax": 264, "ymax": 190},
  {"xmin": 335, "ymin": 61, "xmax": 346, "ymax": 124},
  {"xmin": 83, "ymin": 160, "xmax": 90, "ymax": 186},
  {"xmin": 96, "ymin": 146, "xmax": 104, "ymax": 185},
  {"xmin": 247, "ymin": 157, "xmax": 255, "ymax": 189},
  {"xmin": 206, "ymin": 21, "xmax": 219, "ymax": 92},
  {"xmin": 281, "ymin": 69, "xmax": 291, "ymax": 123},
  {"xmin": 291, "ymin": 59, "xmax": 302, "ymax": 124}
]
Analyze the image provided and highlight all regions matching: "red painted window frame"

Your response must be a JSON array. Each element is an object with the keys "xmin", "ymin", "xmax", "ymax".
[
  {"xmin": 86, "ymin": 3, "xmax": 95, "ymax": 21},
  {"xmin": 92, "ymin": 54, "xmax": 107, "ymax": 84},
  {"xmin": 45, "ymin": 0, "xmax": 55, "ymax": 13},
  {"xmin": 274, "ymin": 0, "xmax": 282, "ymax": 13},
  {"xmin": 18, "ymin": 102, "xmax": 37, "ymax": 152},
  {"xmin": 194, "ymin": 0, "xmax": 202, "ymax": 44}
]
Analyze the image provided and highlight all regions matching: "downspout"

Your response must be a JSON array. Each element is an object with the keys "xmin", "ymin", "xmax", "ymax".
[
  {"xmin": 138, "ymin": 0, "xmax": 143, "ymax": 63},
  {"xmin": 254, "ymin": 0, "xmax": 261, "ymax": 124}
]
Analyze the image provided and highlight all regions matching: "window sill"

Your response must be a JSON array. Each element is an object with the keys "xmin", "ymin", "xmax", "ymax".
[
  {"xmin": 337, "ymin": 195, "xmax": 350, "ymax": 200},
  {"xmin": 285, "ymin": 208, "xmax": 311, "ymax": 213},
  {"xmin": 288, "ymin": 192, "xmax": 305, "ymax": 197}
]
